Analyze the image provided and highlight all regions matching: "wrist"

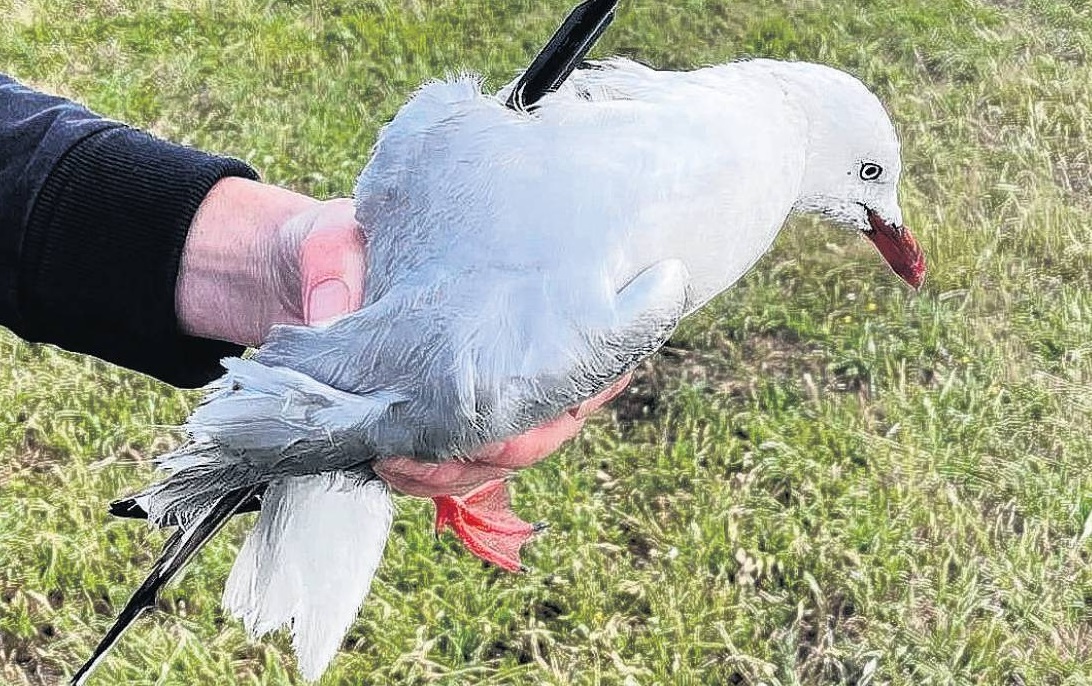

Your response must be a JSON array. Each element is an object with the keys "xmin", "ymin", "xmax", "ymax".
[{"xmin": 177, "ymin": 177, "xmax": 316, "ymax": 347}]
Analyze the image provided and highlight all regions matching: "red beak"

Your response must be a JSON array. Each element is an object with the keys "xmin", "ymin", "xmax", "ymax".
[{"xmin": 865, "ymin": 210, "xmax": 926, "ymax": 290}]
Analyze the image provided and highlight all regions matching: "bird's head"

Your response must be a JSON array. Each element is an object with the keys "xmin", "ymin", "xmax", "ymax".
[{"xmin": 761, "ymin": 60, "xmax": 925, "ymax": 290}]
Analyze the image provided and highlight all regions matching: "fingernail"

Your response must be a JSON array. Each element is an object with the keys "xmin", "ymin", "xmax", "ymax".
[{"xmin": 306, "ymin": 278, "xmax": 351, "ymax": 325}]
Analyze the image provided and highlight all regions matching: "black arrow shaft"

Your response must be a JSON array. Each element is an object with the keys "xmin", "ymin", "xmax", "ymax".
[{"xmin": 506, "ymin": 0, "xmax": 620, "ymax": 111}]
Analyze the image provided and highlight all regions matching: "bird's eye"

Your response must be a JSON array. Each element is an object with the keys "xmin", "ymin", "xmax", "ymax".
[{"xmin": 859, "ymin": 162, "xmax": 884, "ymax": 181}]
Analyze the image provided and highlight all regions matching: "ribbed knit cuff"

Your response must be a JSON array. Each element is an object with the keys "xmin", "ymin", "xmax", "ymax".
[{"xmin": 18, "ymin": 126, "xmax": 258, "ymax": 388}]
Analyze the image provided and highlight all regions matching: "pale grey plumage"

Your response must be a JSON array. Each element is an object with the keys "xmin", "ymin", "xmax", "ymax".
[{"xmin": 111, "ymin": 57, "xmax": 907, "ymax": 680}]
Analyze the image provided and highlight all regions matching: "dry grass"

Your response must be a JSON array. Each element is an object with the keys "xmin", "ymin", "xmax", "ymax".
[{"xmin": 0, "ymin": 0, "xmax": 1090, "ymax": 684}]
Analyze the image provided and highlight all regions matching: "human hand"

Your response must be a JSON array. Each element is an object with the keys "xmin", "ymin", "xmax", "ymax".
[
  {"xmin": 272, "ymin": 198, "xmax": 367, "ymax": 327},
  {"xmin": 276, "ymin": 192, "xmax": 632, "ymax": 496},
  {"xmin": 375, "ymin": 373, "xmax": 632, "ymax": 497},
  {"xmin": 176, "ymin": 178, "xmax": 366, "ymax": 346},
  {"xmin": 177, "ymin": 177, "xmax": 630, "ymax": 495},
  {"xmin": 274, "ymin": 193, "xmax": 633, "ymax": 495}
]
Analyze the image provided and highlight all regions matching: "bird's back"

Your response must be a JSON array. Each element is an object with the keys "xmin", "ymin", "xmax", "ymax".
[
  {"xmin": 247, "ymin": 59, "xmax": 811, "ymax": 462},
  {"xmin": 358, "ymin": 59, "xmax": 807, "ymax": 314}
]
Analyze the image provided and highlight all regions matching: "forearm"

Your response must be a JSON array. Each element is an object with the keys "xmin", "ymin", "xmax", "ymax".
[
  {"xmin": 0, "ymin": 74, "xmax": 119, "ymax": 324},
  {"xmin": 177, "ymin": 177, "xmax": 316, "ymax": 347},
  {"xmin": 0, "ymin": 72, "xmax": 258, "ymax": 386}
]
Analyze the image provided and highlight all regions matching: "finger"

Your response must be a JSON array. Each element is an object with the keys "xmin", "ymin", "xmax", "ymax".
[
  {"xmin": 568, "ymin": 372, "xmax": 632, "ymax": 420},
  {"xmin": 482, "ymin": 372, "xmax": 630, "ymax": 469},
  {"xmin": 375, "ymin": 413, "xmax": 586, "ymax": 496},
  {"xmin": 475, "ymin": 371, "xmax": 631, "ymax": 470},
  {"xmin": 476, "ymin": 413, "xmax": 587, "ymax": 469},
  {"xmin": 376, "ymin": 373, "xmax": 632, "ymax": 498},
  {"xmin": 300, "ymin": 204, "xmax": 366, "ymax": 326},
  {"xmin": 375, "ymin": 458, "xmax": 511, "ymax": 498}
]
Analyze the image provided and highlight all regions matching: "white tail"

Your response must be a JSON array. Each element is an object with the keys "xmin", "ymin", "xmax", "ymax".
[{"xmin": 223, "ymin": 474, "xmax": 393, "ymax": 680}]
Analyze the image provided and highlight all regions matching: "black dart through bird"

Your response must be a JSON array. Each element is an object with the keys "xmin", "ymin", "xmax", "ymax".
[
  {"xmin": 72, "ymin": 0, "xmax": 928, "ymax": 682},
  {"xmin": 71, "ymin": 2, "xmax": 625, "ymax": 683}
]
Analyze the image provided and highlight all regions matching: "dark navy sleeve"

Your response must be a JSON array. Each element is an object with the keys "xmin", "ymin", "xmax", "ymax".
[{"xmin": 0, "ymin": 73, "xmax": 256, "ymax": 387}]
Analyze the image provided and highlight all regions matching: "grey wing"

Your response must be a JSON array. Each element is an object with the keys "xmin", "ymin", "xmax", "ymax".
[
  {"xmin": 494, "ymin": 258, "xmax": 691, "ymax": 430},
  {"xmin": 139, "ymin": 357, "xmax": 402, "ymax": 524},
  {"xmin": 255, "ymin": 258, "xmax": 690, "ymax": 459},
  {"xmin": 139, "ymin": 255, "xmax": 688, "ymax": 526}
]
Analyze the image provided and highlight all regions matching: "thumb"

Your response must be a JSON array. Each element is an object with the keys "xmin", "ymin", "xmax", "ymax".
[{"xmin": 300, "ymin": 209, "xmax": 366, "ymax": 326}]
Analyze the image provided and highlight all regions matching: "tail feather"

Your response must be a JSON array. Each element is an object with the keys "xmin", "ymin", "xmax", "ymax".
[
  {"xmin": 109, "ymin": 487, "xmax": 266, "ymax": 522},
  {"xmin": 223, "ymin": 474, "xmax": 393, "ymax": 681},
  {"xmin": 70, "ymin": 485, "xmax": 260, "ymax": 686},
  {"xmin": 132, "ymin": 357, "xmax": 400, "ymax": 529},
  {"xmin": 183, "ymin": 357, "xmax": 400, "ymax": 454}
]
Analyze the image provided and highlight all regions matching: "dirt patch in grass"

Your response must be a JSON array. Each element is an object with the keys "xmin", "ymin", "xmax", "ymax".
[
  {"xmin": 794, "ymin": 589, "xmax": 870, "ymax": 683},
  {"xmin": 610, "ymin": 346, "xmax": 738, "ymax": 425},
  {"xmin": 0, "ymin": 429, "xmax": 67, "ymax": 488},
  {"xmin": 613, "ymin": 332, "xmax": 828, "ymax": 425},
  {"xmin": 744, "ymin": 331, "xmax": 828, "ymax": 381},
  {"xmin": 0, "ymin": 627, "xmax": 64, "ymax": 686},
  {"xmin": 483, "ymin": 637, "xmax": 535, "ymax": 665}
]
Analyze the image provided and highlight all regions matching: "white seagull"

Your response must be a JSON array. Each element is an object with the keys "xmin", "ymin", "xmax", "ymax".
[{"xmin": 72, "ymin": 1, "xmax": 925, "ymax": 683}]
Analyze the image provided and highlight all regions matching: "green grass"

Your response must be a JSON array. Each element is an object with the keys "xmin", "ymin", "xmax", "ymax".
[{"xmin": 1, "ymin": 0, "xmax": 1091, "ymax": 684}]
